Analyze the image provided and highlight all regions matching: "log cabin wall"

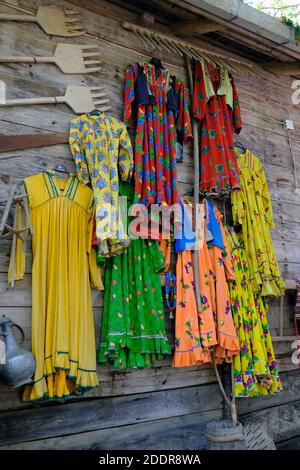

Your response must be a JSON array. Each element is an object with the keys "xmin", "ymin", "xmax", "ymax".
[{"xmin": 0, "ymin": 0, "xmax": 299, "ymax": 450}]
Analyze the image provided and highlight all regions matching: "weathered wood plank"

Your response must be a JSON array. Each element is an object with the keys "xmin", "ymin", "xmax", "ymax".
[
  {"xmin": 0, "ymin": 0, "xmax": 299, "ymax": 427},
  {"xmin": 0, "ymin": 363, "xmax": 218, "ymax": 412},
  {"xmin": 238, "ymin": 369, "xmax": 300, "ymax": 416},
  {"xmin": 0, "ymin": 409, "xmax": 220, "ymax": 450},
  {"xmin": 0, "ymin": 383, "xmax": 222, "ymax": 445},
  {"xmin": 277, "ymin": 436, "xmax": 300, "ymax": 450},
  {"xmin": 240, "ymin": 400, "xmax": 300, "ymax": 446}
]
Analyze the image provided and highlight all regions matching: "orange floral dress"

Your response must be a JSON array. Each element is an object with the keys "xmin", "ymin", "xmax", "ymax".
[{"xmin": 173, "ymin": 200, "xmax": 239, "ymax": 367}]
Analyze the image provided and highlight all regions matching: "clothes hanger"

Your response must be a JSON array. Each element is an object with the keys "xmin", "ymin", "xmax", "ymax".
[
  {"xmin": 149, "ymin": 57, "xmax": 163, "ymax": 70},
  {"xmin": 182, "ymin": 188, "xmax": 206, "ymax": 199},
  {"xmin": 52, "ymin": 164, "xmax": 70, "ymax": 175},
  {"xmin": 89, "ymin": 109, "xmax": 102, "ymax": 116},
  {"xmin": 149, "ymin": 57, "xmax": 165, "ymax": 81},
  {"xmin": 234, "ymin": 141, "xmax": 247, "ymax": 153}
]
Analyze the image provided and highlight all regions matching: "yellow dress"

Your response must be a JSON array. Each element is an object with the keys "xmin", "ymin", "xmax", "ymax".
[
  {"xmin": 225, "ymin": 228, "xmax": 283, "ymax": 397},
  {"xmin": 8, "ymin": 172, "xmax": 103, "ymax": 402},
  {"xmin": 69, "ymin": 113, "xmax": 134, "ymax": 258},
  {"xmin": 231, "ymin": 149, "xmax": 285, "ymax": 297}
]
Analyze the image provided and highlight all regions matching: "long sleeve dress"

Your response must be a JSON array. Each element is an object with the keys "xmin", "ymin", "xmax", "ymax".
[
  {"xmin": 124, "ymin": 63, "xmax": 192, "ymax": 207},
  {"xmin": 231, "ymin": 148, "xmax": 285, "ymax": 297},
  {"xmin": 69, "ymin": 112, "xmax": 134, "ymax": 258},
  {"xmin": 193, "ymin": 59, "xmax": 242, "ymax": 195},
  {"xmin": 8, "ymin": 172, "xmax": 103, "ymax": 402},
  {"xmin": 225, "ymin": 227, "xmax": 283, "ymax": 398}
]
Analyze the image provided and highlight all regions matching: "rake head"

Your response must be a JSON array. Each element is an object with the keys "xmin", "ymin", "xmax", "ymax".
[
  {"xmin": 54, "ymin": 44, "xmax": 102, "ymax": 74},
  {"xmin": 36, "ymin": 6, "xmax": 84, "ymax": 37},
  {"xmin": 64, "ymin": 86, "xmax": 110, "ymax": 114}
]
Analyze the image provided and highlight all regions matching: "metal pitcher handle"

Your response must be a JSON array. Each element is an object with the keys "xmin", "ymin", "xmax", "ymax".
[{"xmin": 12, "ymin": 323, "xmax": 25, "ymax": 345}]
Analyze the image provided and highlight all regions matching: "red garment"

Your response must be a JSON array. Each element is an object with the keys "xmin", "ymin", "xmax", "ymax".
[
  {"xmin": 124, "ymin": 63, "xmax": 192, "ymax": 207},
  {"xmin": 193, "ymin": 60, "xmax": 242, "ymax": 194}
]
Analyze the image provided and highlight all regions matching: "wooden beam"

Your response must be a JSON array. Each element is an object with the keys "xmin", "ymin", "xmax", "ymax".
[
  {"xmin": 173, "ymin": 18, "xmax": 224, "ymax": 36},
  {"xmin": 167, "ymin": 0, "xmax": 300, "ymax": 62},
  {"xmin": 271, "ymin": 336, "xmax": 297, "ymax": 342},
  {"xmin": 264, "ymin": 61, "xmax": 300, "ymax": 76}
]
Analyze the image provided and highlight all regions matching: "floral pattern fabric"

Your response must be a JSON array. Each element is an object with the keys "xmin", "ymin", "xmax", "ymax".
[
  {"xmin": 225, "ymin": 227, "xmax": 283, "ymax": 397},
  {"xmin": 124, "ymin": 63, "xmax": 192, "ymax": 207},
  {"xmin": 173, "ymin": 199, "xmax": 239, "ymax": 367},
  {"xmin": 69, "ymin": 113, "xmax": 134, "ymax": 258},
  {"xmin": 97, "ymin": 183, "xmax": 171, "ymax": 369},
  {"xmin": 193, "ymin": 60, "xmax": 242, "ymax": 195},
  {"xmin": 231, "ymin": 149, "xmax": 285, "ymax": 297}
]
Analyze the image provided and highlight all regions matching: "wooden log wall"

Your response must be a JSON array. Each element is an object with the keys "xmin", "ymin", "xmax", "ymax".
[{"xmin": 0, "ymin": 0, "xmax": 300, "ymax": 449}]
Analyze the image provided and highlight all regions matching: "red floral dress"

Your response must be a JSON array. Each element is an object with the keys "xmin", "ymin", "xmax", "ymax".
[
  {"xmin": 193, "ymin": 60, "xmax": 242, "ymax": 195},
  {"xmin": 124, "ymin": 63, "xmax": 192, "ymax": 207}
]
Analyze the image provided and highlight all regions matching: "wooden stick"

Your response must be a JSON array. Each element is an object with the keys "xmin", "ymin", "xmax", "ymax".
[
  {"xmin": 186, "ymin": 56, "xmax": 202, "ymax": 312},
  {"xmin": 0, "ymin": 184, "xmax": 16, "ymax": 236},
  {"xmin": 1, "ymin": 97, "xmax": 57, "ymax": 107},
  {"xmin": 0, "ymin": 13, "xmax": 36, "ymax": 21},
  {"xmin": 22, "ymin": 194, "xmax": 33, "ymax": 236},
  {"xmin": 135, "ymin": 29, "xmax": 151, "ymax": 49},
  {"xmin": 9, "ymin": 203, "xmax": 19, "ymax": 288},
  {"xmin": 231, "ymin": 362, "xmax": 238, "ymax": 427},
  {"xmin": 279, "ymin": 294, "xmax": 284, "ymax": 337},
  {"xmin": 155, "ymin": 35, "xmax": 172, "ymax": 53},
  {"xmin": 0, "ymin": 1, "xmax": 34, "ymax": 15},
  {"xmin": 211, "ymin": 352, "xmax": 232, "ymax": 408}
]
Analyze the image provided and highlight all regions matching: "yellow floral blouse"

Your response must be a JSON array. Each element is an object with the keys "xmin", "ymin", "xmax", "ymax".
[
  {"xmin": 231, "ymin": 149, "xmax": 285, "ymax": 297},
  {"xmin": 69, "ymin": 113, "xmax": 134, "ymax": 258}
]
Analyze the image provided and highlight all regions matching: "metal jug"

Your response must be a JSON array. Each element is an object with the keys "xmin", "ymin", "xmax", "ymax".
[{"xmin": 0, "ymin": 315, "xmax": 35, "ymax": 388}]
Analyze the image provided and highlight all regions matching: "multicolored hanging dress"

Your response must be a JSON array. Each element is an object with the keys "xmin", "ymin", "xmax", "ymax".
[
  {"xmin": 69, "ymin": 112, "xmax": 134, "ymax": 258},
  {"xmin": 225, "ymin": 227, "xmax": 283, "ymax": 397},
  {"xmin": 193, "ymin": 59, "xmax": 242, "ymax": 195},
  {"xmin": 97, "ymin": 183, "xmax": 171, "ymax": 369},
  {"xmin": 173, "ymin": 198, "xmax": 239, "ymax": 367},
  {"xmin": 124, "ymin": 62, "xmax": 192, "ymax": 206}
]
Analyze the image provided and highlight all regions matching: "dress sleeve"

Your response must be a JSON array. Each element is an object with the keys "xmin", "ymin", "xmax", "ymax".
[
  {"xmin": 69, "ymin": 119, "xmax": 90, "ymax": 185},
  {"xmin": 215, "ymin": 209, "xmax": 236, "ymax": 281},
  {"xmin": 231, "ymin": 189, "xmax": 245, "ymax": 226},
  {"xmin": 193, "ymin": 60, "xmax": 208, "ymax": 122},
  {"xmin": 86, "ymin": 205, "xmax": 103, "ymax": 291},
  {"xmin": 118, "ymin": 122, "xmax": 134, "ymax": 182},
  {"xmin": 258, "ymin": 158, "xmax": 275, "ymax": 228},
  {"xmin": 231, "ymin": 76, "xmax": 242, "ymax": 134},
  {"xmin": 177, "ymin": 82, "xmax": 192, "ymax": 143},
  {"xmin": 8, "ymin": 195, "xmax": 27, "ymax": 286},
  {"xmin": 123, "ymin": 64, "xmax": 137, "ymax": 126}
]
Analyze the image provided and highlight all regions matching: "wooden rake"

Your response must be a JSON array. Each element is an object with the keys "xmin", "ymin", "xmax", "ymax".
[
  {"xmin": 0, "ymin": 86, "xmax": 111, "ymax": 114},
  {"xmin": 0, "ymin": 44, "xmax": 102, "ymax": 74},
  {"xmin": 0, "ymin": 5, "xmax": 84, "ymax": 37}
]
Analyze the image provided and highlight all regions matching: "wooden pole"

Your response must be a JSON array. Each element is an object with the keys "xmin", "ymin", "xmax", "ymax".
[{"xmin": 185, "ymin": 56, "xmax": 202, "ymax": 312}]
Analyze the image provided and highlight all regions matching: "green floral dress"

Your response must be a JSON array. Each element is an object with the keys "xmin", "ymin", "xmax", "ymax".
[
  {"xmin": 225, "ymin": 227, "xmax": 283, "ymax": 398},
  {"xmin": 97, "ymin": 184, "xmax": 171, "ymax": 369}
]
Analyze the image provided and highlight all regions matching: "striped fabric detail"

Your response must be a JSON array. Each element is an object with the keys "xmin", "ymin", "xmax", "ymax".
[{"xmin": 43, "ymin": 173, "xmax": 56, "ymax": 198}]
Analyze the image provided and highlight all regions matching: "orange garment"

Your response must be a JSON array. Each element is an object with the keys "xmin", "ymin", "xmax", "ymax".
[
  {"xmin": 159, "ymin": 239, "xmax": 171, "ymax": 273},
  {"xmin": 173, "ymin": 202, "xmax": 239, "ymax": 367}
]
